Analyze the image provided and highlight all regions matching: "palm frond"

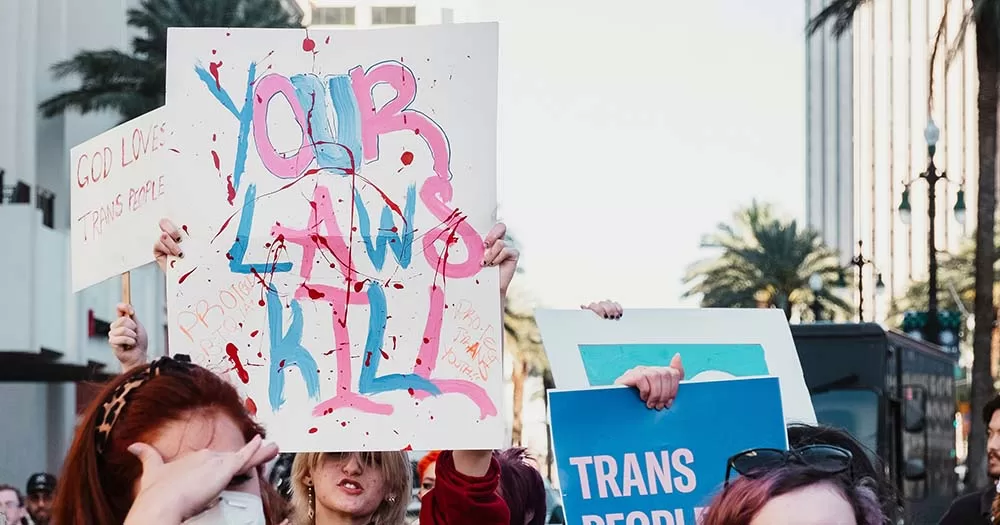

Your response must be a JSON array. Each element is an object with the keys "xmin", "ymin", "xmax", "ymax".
[
  {"xmin": 41, "ymin": 0, "xmax": 302, "ymax": 120},
  {"xmin": 806, "ymin": 0, "xmax": 869, "ymax": 37},
  {"xmin": 683, "ymin": 202, "xmax": 853, "ymax": 320}
]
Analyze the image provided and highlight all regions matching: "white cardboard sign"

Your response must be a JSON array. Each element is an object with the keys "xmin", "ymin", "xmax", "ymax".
[
  {"xmin": 163, "ymin": 24, "xmax": 502, "ymax": 451},
  {"xmin": 535, "ymin": 308, "xmax": 817, "ymax": 425},
  {"xmin": 70, "ymin": 107, "xmax": 173, "ymax": 291}
]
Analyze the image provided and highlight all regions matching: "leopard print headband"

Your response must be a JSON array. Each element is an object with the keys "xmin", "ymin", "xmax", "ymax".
[{"xmin": 94, "ymin": 355, "xmax": 193, "ymax": 455}]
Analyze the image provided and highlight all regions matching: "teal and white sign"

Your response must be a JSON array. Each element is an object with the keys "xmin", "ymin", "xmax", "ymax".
[{"xmin": 535, "ymin": 308, "xmax": 816, "ymax": 425}]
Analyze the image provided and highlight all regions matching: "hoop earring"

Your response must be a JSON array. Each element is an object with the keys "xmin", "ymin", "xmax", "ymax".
[{"xmin": 308, "ymin": 484, "xmax": 316, "ymax": 521}]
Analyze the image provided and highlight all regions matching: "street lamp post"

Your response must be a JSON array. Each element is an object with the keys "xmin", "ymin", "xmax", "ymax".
[
  {"xmin": 808, "ymin": 273, "xmax": 824, "ymax": 322},
  {"xmin": 836, "ymin": 241, "xmax": 886, "ymax": 321},
  {"xmin": 898, "ymin": 119, "xmax": 967, "ymax": 345}
]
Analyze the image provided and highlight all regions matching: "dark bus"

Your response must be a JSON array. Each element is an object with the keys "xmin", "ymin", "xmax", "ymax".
[{"xmin": 791, "ymin": 323, "xmax": 958, "ymax": 524}]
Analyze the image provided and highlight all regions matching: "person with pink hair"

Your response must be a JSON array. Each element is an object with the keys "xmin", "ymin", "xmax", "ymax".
[{"xmin": 701, "ymin": 445, "xmax": 886, "ymax": 525}]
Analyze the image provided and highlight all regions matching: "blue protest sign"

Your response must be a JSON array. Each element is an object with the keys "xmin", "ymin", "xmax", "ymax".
[{"xmin": 549, "ymin": 377, "xmax": 787, "ymax": 525}]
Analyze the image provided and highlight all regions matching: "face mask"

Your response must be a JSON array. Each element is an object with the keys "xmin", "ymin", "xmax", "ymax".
[{"xmin": 182, "ymin": 491, "xmax": 266, "ymax": 525}]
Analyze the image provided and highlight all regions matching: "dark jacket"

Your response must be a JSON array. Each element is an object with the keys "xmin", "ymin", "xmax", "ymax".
[{"xmin": 938, "ymin": 487, "xmax": 993, "ymax": 525}]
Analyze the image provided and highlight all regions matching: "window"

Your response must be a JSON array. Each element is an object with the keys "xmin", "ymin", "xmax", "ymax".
[
  {"xmin": 311, "ymin": 6, "xmax": 355, "ymax": 25},
  {"xmin": 372, "ymin": 6, "xmax": 416, "ymax": 25},
  {"xmin": 811, "ymin": 389, "xmax": 880, "ymax": 458}
]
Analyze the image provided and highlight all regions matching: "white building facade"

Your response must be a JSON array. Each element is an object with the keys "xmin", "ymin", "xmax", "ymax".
[
  {"xmin": 0, "ymin": 0, "xmax": 173, "ymax": 487},
  {"xmin": 806, "ymin": 0, "xmax": 978, "ymax": 322}
]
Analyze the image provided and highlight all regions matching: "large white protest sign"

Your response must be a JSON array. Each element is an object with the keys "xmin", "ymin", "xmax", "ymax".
[
  {"xmin": 70, "ymin": 107, "xmax": 172, "ymax": 291},
  {"xmin": 536, "ymin": 308, "xmax": 817, "ymax": 424},
  {"xmin": 164, "ymin": 24, "xmax": 501, "ymax": 451}
]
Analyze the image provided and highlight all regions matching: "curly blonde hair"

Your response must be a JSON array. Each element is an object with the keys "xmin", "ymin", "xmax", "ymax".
[{"xmin": 290, "ymin": 451, "xmax": 411, "ymax": 525}]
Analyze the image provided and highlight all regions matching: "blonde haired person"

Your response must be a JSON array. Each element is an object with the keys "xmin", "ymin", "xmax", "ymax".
[{"xmin": 290, "ymin": 451, "xmax": 410, "ymax": 525}]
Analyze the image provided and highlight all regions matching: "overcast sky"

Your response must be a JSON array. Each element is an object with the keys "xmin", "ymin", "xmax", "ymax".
[{"xmin": 461, "ymin": 0, "xmax": 807, "ymax": 309}]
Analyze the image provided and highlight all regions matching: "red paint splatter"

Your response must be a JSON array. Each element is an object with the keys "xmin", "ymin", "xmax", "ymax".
[
  {"xmin": 225, "ymin": 252, "xmax": 234, "ymax": 260},
  {"xmin": 303, "ymin": 284, "xmax": 325, "ymax": 299},
  {"xmin": 170, "ymin": 260, "xmax": 176, "ymax": 268},
  {"xmin": 208, "ymin": 61, "xmax": 223, "ymax": 90},
  {"xmin": 238, "ymin": 323, "xmax": 243, "ymax": 328},
  {"xmin": 226, "ymin": 175, "xmax": 236, "ymax": 204},
  {"xmin": 250, "ymin": 330, "xmax": 259, "ymax": 338},
  {"xmin": 212, "ymin": 133, "xmax": 217, "ymax": 141},
  {"xmin": 182, "ymin": 224, "xmax": 189, "ymax": 235},
  {"xmin": 393, "ymin": 283, "xmax": 404, "ymax": 289},
  {"xmin": 212, "ymin": 49, "xmax": 217, "ymax": 55},
  {"xmin": 245, "ymin": 397, "xmax": 257, "ymax": 415},
  {"xmin": 391, "ymin": 336, "xmax": 397, "ymax": 350},
  {"xmin": 169, "ymin": 147, "xmax": 181, "ymax": 153},
  {"xmin": 178, "ymin": 267, "xmax": 198, "ymax": 284},
  {"xmin": 309, "ymin": 427, "xmax": 318, "ymax": 434},
  {"xmin": 257, "ymin": 351, "xmax": 263, "ymax": 358},
  {"xmin": 423, "ymin": 337, "xmax": 430, "ymax": 344},
  {"xmin": 364, "ymin": 352, "xmax": 372, "ymax": 367},
  {"xmin": 415, "ymin": 358, "xmax": 422, "ymax": 365},
  {"xmin": 302, "ymin": 37, "xmax": 316, "ymax": 52},
  {"xmin": 415, "ymin": 128, "xmax": 420, "ymax": 135},
  {"xmin": 211, "ymin": 150, "xmax": 221, "ymax": 172},
  {"xmin": 258, "ymin": 299, "xmax": 266, "ymax": 307},
  {"xmin": 225, "ymin": 343, "xmax": 250, "ymax": 384},
  {"xmin": 325, "ymin": 35, "xmax": 331, "ymax": 44},
  {"xmin": 400, "ymin": 151, "xmax": 414, "ymax": 166},
  {"xmin": 381, "ymin": 350, "xmax": 390, "ymax": 360},
  {"xmin": 341, "ymin": 421, "xmax": 348, "ymax": 427},
  {"xmin": 279, "ymin": 359, "xmax": 286, "ymax": 368},
  {"xmin": 407, "ymin": 388, "xmax": 415, "ymax": 396},
  {"xmin": 403, "ymin": 444, "xmax": 413, "ymax": 451}
]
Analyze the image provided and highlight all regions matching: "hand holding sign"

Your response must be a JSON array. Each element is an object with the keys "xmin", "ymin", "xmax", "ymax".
[
  {"xmin": 581, "ymin": 300, "xmax": 624, "ymax": 320},
  {"xmin": 615, "ymin": 354, "xmax": 684, "ymax": 410},
  {"xmin": 108, "ymin": 303, "xmax": 149, "ymax": 373},
  {"xmin": 481, "ymin": 222, "xmax": 519, "ymax": 296},
  {"xmin": 154, "ymin": 218, "xmax": 183, "ymax": 272}
]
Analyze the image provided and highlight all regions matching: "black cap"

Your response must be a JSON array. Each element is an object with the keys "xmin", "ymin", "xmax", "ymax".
[{"xmin": 26, "ymin": 473, "xmax": 55, "ymax": 494}]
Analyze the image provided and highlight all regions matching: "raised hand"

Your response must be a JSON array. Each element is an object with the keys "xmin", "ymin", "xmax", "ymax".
[
  {"xmin": 154, "ymin": 218, "xmax": 183, "ymax": 273},
  {"xmin": 125, "ymin": 435, "xmax": 277, "ymax": 525},
  {"xmin": 581, "ymin": 300, "xmax": 623, "ymax": 319},
  {"xmin": 482, "ymin": 222, "xmax": 519, "ymax": 297},
  {"xmin": 108, "ymin": 303, "xmax": 149, "ymax": 373},
  {"xmin": 615, "ymin": 353, "xmax": 685, "ymax": 410}
]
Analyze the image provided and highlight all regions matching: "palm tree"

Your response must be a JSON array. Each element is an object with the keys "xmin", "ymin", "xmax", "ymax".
[
  {"xmin": 892, "ymin": 237, "xmax": 1000, "ymax": 364},
  {"xmin": 504, "ymin": 305, "xmax": 547, "ymax": 448},
  {"xmin": 808, "ymin": 1, "xmax": 999, "ymax": 490},
  {"xmin": 39, "ymin": 0, "xmax": 302, "ymax": 122},
  {"xmin": 497, "ymin": 233, "xmax": 551, "ymax": 449},
  {"xmin": 682, "ymin": 201, "xmax": 851, "ymax": 321}
]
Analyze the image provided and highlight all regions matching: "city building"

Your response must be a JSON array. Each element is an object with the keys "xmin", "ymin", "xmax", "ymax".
[
  {"xmin": 0, "ymin": 0, "xmax": 176, "ymax": 486},
  {"xmin": 298, "ymin": 0, "xmax": 474, "ymax": 28},
  {"xmin": 806, "ymin": 0, "xmax": 977, "ymax": 322}
]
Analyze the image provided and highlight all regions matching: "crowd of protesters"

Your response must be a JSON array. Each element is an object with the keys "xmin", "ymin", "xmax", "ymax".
[
  {"xmin": 6, "ymin": 217, "xmax": 1000, "ymax": 525},
  {"xmin": 0, "ymin": 474, "xmax": 55, "ymax": 525}
]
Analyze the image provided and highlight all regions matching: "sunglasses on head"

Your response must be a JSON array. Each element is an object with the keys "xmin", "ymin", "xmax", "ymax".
[{"xmin": 724, "ymin": 444, "xmax": 853, "ymax": 488}]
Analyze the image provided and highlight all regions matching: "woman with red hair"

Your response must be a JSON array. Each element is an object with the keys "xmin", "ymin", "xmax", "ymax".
[
  {"xmin": 52, "ymin": 355, "xmax": 282, "ymax": 524},
  {"xmin": 416, "ymin": 451, "xmax": 442, "ymax": 500}
]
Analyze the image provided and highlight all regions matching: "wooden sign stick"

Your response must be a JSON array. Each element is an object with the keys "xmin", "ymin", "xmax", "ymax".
[{"xmin": 122, "ymin": 272, "xmax": 132, "ymax": 307}]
